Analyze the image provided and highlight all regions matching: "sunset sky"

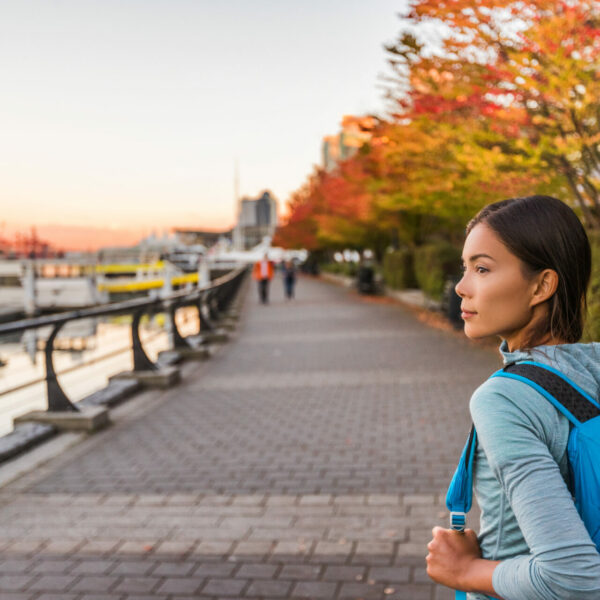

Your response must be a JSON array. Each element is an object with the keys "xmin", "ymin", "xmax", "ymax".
[{"xmin": 1, "ymin": 0, "xmax": 410, "ymax": 250}]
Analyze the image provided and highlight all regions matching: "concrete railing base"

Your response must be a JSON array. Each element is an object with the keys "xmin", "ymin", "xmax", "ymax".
[
  {"xmin": 110, "ymin": 366, "xmax": 181, "ymax": 389},
  {"xmin": 157, "ymin": 350, "xmax": 184, "ymax": 367},
  {"xmin": 0, "ymin": 422, "xmax": 57, "ymax": 462},
  {"xmin": 79, "ymin": 379, "xmax": 142, "ymax": 408},
  {"xmin": 175, "ymin": 346, "xmax": 211, "ymax": 360},
  {"xmin": 201, "ymin": 328, "xmax": 230, "ymax": 343},
  {"xmin": 218, "ymin": 319, "xmax": 237, "ymax": 331},
  {"xmin": 185, "ymin": 334, "xmax": 209, "ymax": 347},
  {"xmin": 14, "ymin": 406, "xmax": 110, "ymax": 433}
]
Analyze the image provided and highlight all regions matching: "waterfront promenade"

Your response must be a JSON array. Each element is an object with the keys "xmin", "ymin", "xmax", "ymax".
[{"xmin": 0, "ymin": 274, "xmax": 500, "ymax": 599}]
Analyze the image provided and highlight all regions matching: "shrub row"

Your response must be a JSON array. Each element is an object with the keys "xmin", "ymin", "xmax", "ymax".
[
  {"xmin": 320, "ymin": 262, "xmax": 358, "ymax": 277},
  {"xmin": 414, "ymin": 242, "xmax": 462, "ymax": 301},
  {"xmin": 383, "ymin": 242, "xmax": 461, "ymax": 301},
  {"xmin": 322, "ymin": 236, "xmax": 600, "ymax": 342},
  {"xmin": 382, "ymin": 249, "xmax": 417, "ymax": 289}
]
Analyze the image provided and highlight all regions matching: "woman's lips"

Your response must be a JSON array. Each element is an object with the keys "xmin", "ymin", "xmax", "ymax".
[{"xmin": 461, "ymin": 309, "xmax": 477, "ymax": 319}]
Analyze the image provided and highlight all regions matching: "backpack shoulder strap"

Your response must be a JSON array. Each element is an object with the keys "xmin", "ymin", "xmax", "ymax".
[
  {"xmin": 445, "ymin": 424, "xmax": 477, "ymax": 530},
  {"xmin": 491, "ymin": 361, "xmax": 600, "ymax": 426}
]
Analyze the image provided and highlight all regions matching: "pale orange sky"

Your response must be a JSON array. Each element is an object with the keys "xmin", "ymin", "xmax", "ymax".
[
  {"xmin": 1, "ymin": 0, "xmax": 408, "ymax": 251},
  {"xmin": 3, "ymin": 220, "xmax": 233, "ymax": 252},
  {"xmin": 26, "ymin": 224, "xmax": 146, "ymax": 253}
]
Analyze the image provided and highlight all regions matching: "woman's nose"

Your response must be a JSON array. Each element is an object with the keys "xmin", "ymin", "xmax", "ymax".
[{"xmin": 455, "ymin": 274, "xmax": 467, "ymax": 298}]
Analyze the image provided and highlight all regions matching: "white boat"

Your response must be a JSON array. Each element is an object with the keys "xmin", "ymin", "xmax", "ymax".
[{"xmin": 0, "ymin": 259, "xmax": 106, "ymax": 316}]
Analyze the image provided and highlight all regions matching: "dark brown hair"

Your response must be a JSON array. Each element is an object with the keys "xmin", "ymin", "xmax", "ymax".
[{"xmin": 467, "ymin": 195, "xmax": 591, "ymax": 347}]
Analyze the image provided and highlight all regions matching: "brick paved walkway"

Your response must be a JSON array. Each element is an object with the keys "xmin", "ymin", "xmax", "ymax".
[{"xmin": 0, "ymin": 274, "xmax": 500, "ymax": 599}]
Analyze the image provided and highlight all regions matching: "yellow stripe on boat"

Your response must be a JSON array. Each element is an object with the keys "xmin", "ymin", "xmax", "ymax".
[
  {"xmin": 97, "ymin": 272, "xmax": 199, "ymax": 292},
  {"xmin": 95, "ymin": 261, "xmax": 165, "ymax": 274}
]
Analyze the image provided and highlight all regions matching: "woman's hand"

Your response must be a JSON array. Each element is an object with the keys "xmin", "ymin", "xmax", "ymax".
[{"xmin": 426, "ymin": 526, "xmax": 482, "ymax": 590}]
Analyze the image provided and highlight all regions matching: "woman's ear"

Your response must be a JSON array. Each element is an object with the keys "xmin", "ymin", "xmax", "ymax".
[{"xmin": 530, "ymin": 269, "xmax": 559, "ymax": 307}]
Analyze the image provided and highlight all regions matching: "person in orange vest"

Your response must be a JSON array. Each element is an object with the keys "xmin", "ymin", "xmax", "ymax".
[{"xmin": 252, "ymin": 253, "xmax": 274, "ymax": 304}]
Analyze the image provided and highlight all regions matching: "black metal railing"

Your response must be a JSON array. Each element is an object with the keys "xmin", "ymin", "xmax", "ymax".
[{"xmin": 0, "ymin": 266, "xmax": 248, "ymax": 413}]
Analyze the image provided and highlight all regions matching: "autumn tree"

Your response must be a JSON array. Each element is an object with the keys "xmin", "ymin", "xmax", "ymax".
[
  {"xmin": 277, "ymin": 0, "xmax": 600, "ymax": 257},
  {"xmin": 272, "ymin": 169, "xmax": 324, "ymax": 252},
  {"xmin": 387, "ymin": 0, "xmax": 600, "ymax": 228},
  {"xmin": 274, "ymin": 155, "xmax": 394, "ymax": 259}
]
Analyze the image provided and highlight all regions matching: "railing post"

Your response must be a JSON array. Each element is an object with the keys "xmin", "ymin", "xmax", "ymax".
[
  {"xmin": 224, "ymin": 278, "xmax": 237, "ymax": 311},
  {"xmin": 131, "ymin": 308, "xmax": 158, "ymax": 371},
  {"xmin": 208, "ymin": 289, "xmax": 220, "ymax": 322},
  {"xmin": 22, "ymin": 260, "xmax": 38, "ymax": 365},
  {"xmin": 162, "ymin": 262, "xmax": 175, "ymax": 348},
  {"xmin": 215, "ymin": 282, "xmax": 229, "ymax": 313},
  {"xmin": 45, "ymin": 323, "xmax": 79, "ymax": 412},
  {"xmin": 170, "ymin": 302, "xmax": 192, "ymax": 349},
  {"xmin": 197, "ymin": 292, "xmax": 214, "ymax": 333},
  {"xmin": 198, "ymin": 256, "xmax": 210, "ymax": 289}
]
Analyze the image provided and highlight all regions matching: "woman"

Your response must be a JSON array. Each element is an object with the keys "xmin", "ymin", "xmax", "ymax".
[{"xmin": 426, "ymin": 196, "xmax": 600, "ymax": 599}]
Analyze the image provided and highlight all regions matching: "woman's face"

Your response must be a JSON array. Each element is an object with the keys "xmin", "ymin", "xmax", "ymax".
[{"xmin": 455, "ymin": 223, "xmax": 540, "ymax": 349}]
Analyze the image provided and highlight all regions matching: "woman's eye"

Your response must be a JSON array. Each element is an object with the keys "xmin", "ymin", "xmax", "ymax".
[{"xmin": 460, "ymin": 264, "xmax": 488, "ymax": 274}]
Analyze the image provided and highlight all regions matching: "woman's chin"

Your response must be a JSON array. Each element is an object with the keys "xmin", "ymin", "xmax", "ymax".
[{"xmin": 462, "ymin": 325, "xmax": 488, "ymax": 340}]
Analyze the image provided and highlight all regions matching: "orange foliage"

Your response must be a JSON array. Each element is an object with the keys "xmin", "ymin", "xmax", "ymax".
[{"xmin": 278, "ymin": 0, "xmax": 600, "ymax": 253}]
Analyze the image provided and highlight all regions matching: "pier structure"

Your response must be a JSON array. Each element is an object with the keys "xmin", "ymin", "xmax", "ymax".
[
  {"xmin": 0, "ymin": 267, "xmax": 248, "ymax": 457},
  {"xmin": 0, "ymin": 272, "xmax": 500, "ymax": 599},
  {"xmin": 0, "ymin": 243, "xmax": 301, "ymax": 321}
]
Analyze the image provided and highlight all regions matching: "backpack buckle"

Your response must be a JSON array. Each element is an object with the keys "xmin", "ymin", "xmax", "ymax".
[{"xmin": 450, "ymin": 511, "xmax": 466, "ymax": 531}]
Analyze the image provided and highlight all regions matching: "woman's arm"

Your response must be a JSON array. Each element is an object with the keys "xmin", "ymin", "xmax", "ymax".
[
  {"xmin": 426, "ymin": 527, "xmax": 501, "ymax": 596},
  {"xmin": 470, "ymin": 379, "xmax": 600, "ymax": 600}
]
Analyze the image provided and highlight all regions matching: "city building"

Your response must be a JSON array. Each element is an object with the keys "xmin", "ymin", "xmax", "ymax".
[
  {"xmin": 322, "ymin": 115, "xmax": 377, "ymax": 171},
  {"xmin": 233, "ymin": 190, "xmax": 278, "ymax": 250}
]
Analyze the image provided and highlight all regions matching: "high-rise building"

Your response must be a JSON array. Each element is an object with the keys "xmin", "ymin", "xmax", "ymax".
[
  {"xmin": 233, "ymin": 190, "xmax": 278, "ymax": 250},
  {"xmin": 322, "ymin": 115, "xmax": 377, "ymax": 171}
]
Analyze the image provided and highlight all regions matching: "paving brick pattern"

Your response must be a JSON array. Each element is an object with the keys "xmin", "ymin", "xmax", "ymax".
[{"xmin": 0, "ymin": 275, "xmax": 500, "ymax": 598}]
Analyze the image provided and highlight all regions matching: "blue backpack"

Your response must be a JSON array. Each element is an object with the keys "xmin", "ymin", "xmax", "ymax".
[{"xmin": 445, "ymin": 360, "xmax": 600, "ymax": 600}]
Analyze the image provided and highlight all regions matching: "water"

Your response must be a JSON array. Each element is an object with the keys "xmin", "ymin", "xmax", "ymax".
[{"xmin": 0, "ymin": 307, "xmax": 199, "ymax": 436}]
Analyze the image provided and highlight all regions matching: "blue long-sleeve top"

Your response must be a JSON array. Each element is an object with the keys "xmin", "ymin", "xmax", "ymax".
[{"xmin": 467, "ymin": 341, "xmax": 600, "ymax": 600}]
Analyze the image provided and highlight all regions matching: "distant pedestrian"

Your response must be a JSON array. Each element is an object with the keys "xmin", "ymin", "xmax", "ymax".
[
  {"xmin": 252, "ymin": 254, "xmax": 274, "ymax": 304},
  {"xmin": 282, "ymin": 260, "xmax": 296, "ymax": 300}
]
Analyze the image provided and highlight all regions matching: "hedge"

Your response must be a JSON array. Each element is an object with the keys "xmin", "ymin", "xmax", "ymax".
[
  {"xmin": 320, "ymin": 262, "xmax": 359, "ymax": 277},
  {"xmin": 382, "ymin": 249, "xmax": 417, "ymax": 289},
  {"xmin": 413, "ymin": 241, "xmax": 462, "ymax": 301}
]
